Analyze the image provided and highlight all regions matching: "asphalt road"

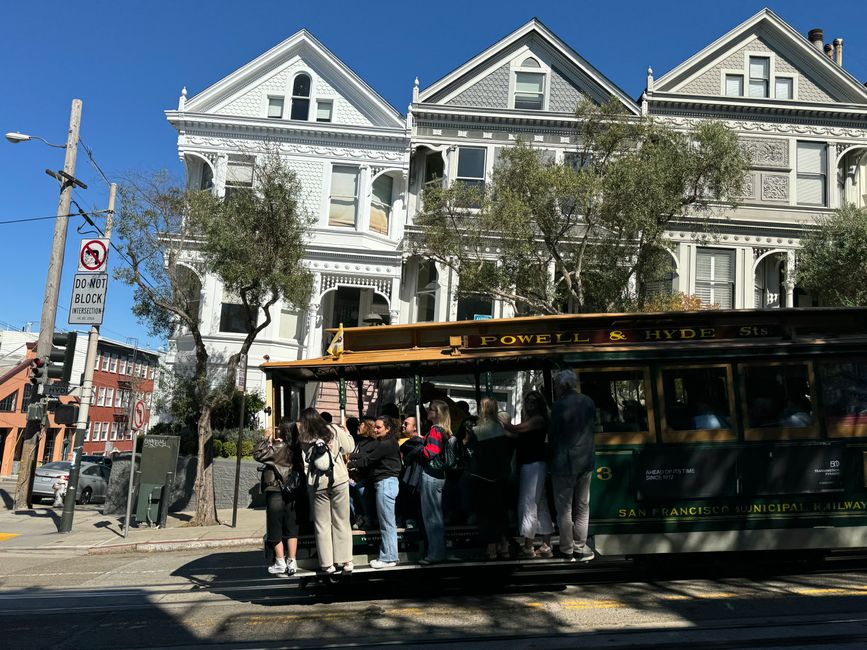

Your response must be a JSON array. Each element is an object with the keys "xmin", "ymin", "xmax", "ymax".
[{"xmin": 3, "ymin": 547, "xmax": 867, "ymax": 649}]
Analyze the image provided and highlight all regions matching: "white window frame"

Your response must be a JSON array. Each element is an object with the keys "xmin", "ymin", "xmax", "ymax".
[
  {"xmin": 724, "ymin": 73, "xmax": 744, "ymax": 97},
  {"xmin": 695, "ymin": 248, "xmax": 735, "ymax": 309},
  {"xmin": 369, "ymin": 173, "xmax": 394, "ymax": 237},
  {"xmin": 327, "ymin": 164, "xmax": 360, "ymax": 229},
  {"xmin": 719, "ymin": 53, "xmax": 798, "ymax": 101},
  {"xmin": 748, "ymin": 55, "xmax": 770, "ymax": 98},
  {"xmin": 105, "ymin": 388, "xmax": 114, "ymax": 408},
  {"xmin": 119, "ymin": 356, "xmax": 127, "ymax": 375},
  {"xmin": 453, "ymin": 146, "xmax": 487, "ymax": 200},
  {"xmin": 796, "ymin": 141, "xmax": 827, "ymax": 207},
  {"xmin": 109, "ymin": 353, "xmax": 117, "ymax": 373},
  {"xmin": 316, "ymin": 99, "xmax": 333, "ymax": 123},
  {"xmin": 266, "ymin": 95, "xmax": 285, "ymax": 119},
  {"xmin": 97, "ymin": 387, "xmax": 106, "ymax": 407},
  {"xmin": 775, "ymin": 76, "xmax": 794, "ymax": 100},
  {"xmin": 101, "ymin": 354, "xmax": 110, "ymax": 371},
  {"xmin": 508, "ymin": 51, "xmax": 550, "ymax": 111},
  {"xmin": 101, "ymin": 422, "xmax": 109, "ymax": 441},
  {"xmin": 110, "ymin": 422, "xmax": 119, "ymax": 440},
  {"xmin": 289, "ymin": 72, "xmax": 312, "ymax": 121}
]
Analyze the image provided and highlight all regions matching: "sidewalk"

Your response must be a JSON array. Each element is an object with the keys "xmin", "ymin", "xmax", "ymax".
[{"xmin": 0, "ymin": 503, "xmax": 265, "ymax": 555}]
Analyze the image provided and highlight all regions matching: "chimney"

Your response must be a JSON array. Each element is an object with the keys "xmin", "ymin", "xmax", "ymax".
[
  {"xmin": 808, "ymin": 28, "xmax": 824, "ymax": 50},
  {"xmin": 833, "ymin": 38, "xmax": 843, "ymax": 66},
  {"xmin": 824, "ymin": 43, "xmax": 833, "ymax": 59}
]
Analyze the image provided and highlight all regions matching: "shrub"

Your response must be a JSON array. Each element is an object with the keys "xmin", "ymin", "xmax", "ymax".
[
  {"xmin": 240, "ymin": 439, "xmax": 253, "ymax": 458},
  {"xmin": 212, "ymin": 439, "xmax": 223, "ymax": 457},
  {"xmin": 222, "ymin": 440, "xmax": 237, "ymax": 458}
]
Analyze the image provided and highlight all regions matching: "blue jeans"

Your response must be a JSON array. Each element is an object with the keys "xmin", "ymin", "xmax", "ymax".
[
  {"xmin": 375, "ymin": 477, "xmax": 399, "ymax": 562},
  {"xmin": 420, "ymin": 472, "xmax": 446, "ymax": 561}
]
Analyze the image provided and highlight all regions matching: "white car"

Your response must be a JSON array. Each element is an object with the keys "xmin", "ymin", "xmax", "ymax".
[{"xmin": 33, "ymin": 461, "xmax": 110, "ymax": 504}]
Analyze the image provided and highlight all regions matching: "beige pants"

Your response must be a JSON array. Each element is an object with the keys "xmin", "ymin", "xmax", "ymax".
[{"xmin": 311, "ymin": 481, "xmax": 352, "ymax": 567}]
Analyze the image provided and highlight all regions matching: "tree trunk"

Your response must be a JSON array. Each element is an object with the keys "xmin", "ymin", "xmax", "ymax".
[
  {"xmin": 190, "ymin": 404, "xmax": 218, "ymax": 526},
  {"xmin": 13, "ymin": 431, "xmax": 40, "ymax": 510}
]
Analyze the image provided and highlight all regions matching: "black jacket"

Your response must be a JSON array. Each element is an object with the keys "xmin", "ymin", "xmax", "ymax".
[
  {"xmin": 349, "ymin": 437, "xmax": 401, "ymax": 482},
  {"xmin": 254, "ymin": 438, "xmax": 302, "ymax": 493}
]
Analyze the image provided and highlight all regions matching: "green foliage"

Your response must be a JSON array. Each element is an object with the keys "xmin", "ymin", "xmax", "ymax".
[
  {"xmin": 797, "ymin": 205, "xmax": 867, "ymax": 306},
  {"xmin": 212, "ymin": 439, "xmax": 223, "ymax": 457},
  {"xmin": 414, "ymin": 98, "xmax": 749, "ymax": 314},
  {"xmin": 240, "ymin": 439, "xmax": 254, "ymax": 458},
  {"xmin": 222, "ymin": 440, "xmax": 237, "ymax": 458},
  {"xmin": 209, "ymin": 390, "xmax": 266, "ymax": 431}
]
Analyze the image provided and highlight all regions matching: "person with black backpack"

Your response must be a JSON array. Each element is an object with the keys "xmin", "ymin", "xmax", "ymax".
[
  {"xmin": 253, "ymin": 419, "xmax": 305, "ymax": 576},
  {"xmin": 298, "ymin": 408, "xmax": 356, "ymax": 576},
  {"xmin": 418, "ymin": 399, "xmax": 457, "ymax": 564}
]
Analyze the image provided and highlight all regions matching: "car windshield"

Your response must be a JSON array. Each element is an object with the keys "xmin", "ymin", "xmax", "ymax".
[{"xmin": 42, "ymin": 462, "xmax": 72, "ymax": 471}]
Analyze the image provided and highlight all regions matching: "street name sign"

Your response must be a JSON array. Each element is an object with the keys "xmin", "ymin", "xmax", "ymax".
[
  {"xmin": 68, "ymin": 273, "xmax": 108, "ymax": 325},
  {"xmin": 78, "ymin": 238, "xmax": 109, "ymax": 273}
]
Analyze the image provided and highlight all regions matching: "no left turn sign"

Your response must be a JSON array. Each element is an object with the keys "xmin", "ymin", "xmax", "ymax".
[
  {"xmin": 79, "ymin": 238, "xmax": 109, "ymax": 273},
  {"xmin": 132, "ymin": 399, "xmax": 147, "ymax": 431}
]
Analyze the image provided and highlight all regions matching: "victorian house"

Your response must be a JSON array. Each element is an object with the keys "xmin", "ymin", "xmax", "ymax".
[
  {"xmin": 164, "ymin": 31, "xmax": 410, "ymax": 403},
  {"xmin": 165, "ymin": 10, "xmax": 867, "ymax": 414}
]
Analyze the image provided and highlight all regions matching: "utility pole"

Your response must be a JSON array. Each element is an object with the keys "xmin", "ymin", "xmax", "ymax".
[
  {"xmin": 15, "ymin": 99, "xmax": 82, "ymax": 510},
  {"xmin": 60, "ymin": 183, "xmax": 115, "ymax": 532},
  {"xmin": 122, "ymin": 339, "xmax": 140, "ymax": 537}
]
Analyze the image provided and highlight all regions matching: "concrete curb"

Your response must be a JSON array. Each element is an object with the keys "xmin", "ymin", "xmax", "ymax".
[{"xmin": 88, "ymin": 536, "xmax": 261, "ymax": 555}]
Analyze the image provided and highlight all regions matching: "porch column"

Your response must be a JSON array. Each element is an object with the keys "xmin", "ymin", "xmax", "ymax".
[
  {"xmin": 390, "ymin": 275, "xmax": 401, "ymax": 325},
  {"xmin": 784, "ymin": 250, "xmax": 796, "ymax": 308},
  {"xmin": 304, "ymin": 273, "xmax": 323, "ymax": 359}
]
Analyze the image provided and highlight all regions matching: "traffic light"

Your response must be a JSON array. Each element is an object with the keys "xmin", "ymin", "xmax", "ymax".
[
  {"xmin": 29, "ymin": 357, "xmax": 46, "ymax": 386},
  {"xmin": 47, "ymin": 331, "xmax": 78, "ymax": 384}
]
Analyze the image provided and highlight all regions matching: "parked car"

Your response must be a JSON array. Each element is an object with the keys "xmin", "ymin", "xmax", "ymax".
[
  {"xmin": 33, "ymin": 461, "xmax": 110, "ymax": 504},
  {"xmin": 81, "ymin": 454, "xmax": 112, "ymax": 468}
]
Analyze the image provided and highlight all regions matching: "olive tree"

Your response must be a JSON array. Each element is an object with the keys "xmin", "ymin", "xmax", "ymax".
[
  {"xmin": 414, "ymin": 98, "xmax": 749, "ymax": 314},
  {"xmin": 797, "ymin": 204, "xmax": 867, "ymax": 307},
  {"xmin": 115, "ymin": 155, "xmax": 313, "ymax": 526}
]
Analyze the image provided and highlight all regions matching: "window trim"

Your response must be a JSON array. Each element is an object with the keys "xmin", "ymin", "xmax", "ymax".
[
  {"xmin": 796, "ymin": 140, "xmax": 827, "ymax": 207},
  {"xmin": 575, "ymin": 366, "xmax": 656, "ymax": 445},
  {"xmin": 719, "ymin": 54, "xmax": 798, "ymax": 101},
  {"xmin": 695, "ymin": 248, "xmax": 735, "ymax": 309},
  {"xmin": 748, "ymin": 55, "xmax": 770, "ymax": 99},
  {"xmin": 508, "ymin": 51, "xmax": 550, "ymax": 112},
  {"xmin": 369, "ymin": 173, "xmax": 394, "ymax": 237},
  {"xmin": 724, "ymin": 73, "xmax": 744, "ymax": 97},
  {"xmin": 453, "ymin": 146, "xmax": 487, "ymax": 200},
  {"xmin": 315, "ymin": 99, "xmax": 333, "ymax": 123},
  {"xmin": 290, "ymin": 72, "xmax": 312, "ymax": 121},
  {"xmin": 0, "ymin": 390, "xmax": 17, "ymax": 412},
  {"xmin": 266, "ymin": 95, "xmax": 285, "ymax": 119},
  {"xmin": 327, "ymin": 164, "xmax": 361, "ymax": 229}
]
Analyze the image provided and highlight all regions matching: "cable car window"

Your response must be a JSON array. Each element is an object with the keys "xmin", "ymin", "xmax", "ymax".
[
  {"xmin": 576, "ymin": 369, "xmax": 654, "ymax": 444},
  {"xmin": 820, "ymin": 361, "xmax": 867, "ymax": 438},
  {"xmin": 743, "ymin": 364, "xmax": 814, "ymax": 428},
  {"xmin": 660, "ymin": 365, "xmax": 735, "ymax": 441}
]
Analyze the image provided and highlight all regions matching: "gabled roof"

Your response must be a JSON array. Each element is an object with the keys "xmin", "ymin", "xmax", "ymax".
[
  {"xmin": 418, "ymin": 18, "xmax": 640, "ymax": 115},
  {"xmin": 183, "ymin": 30, "xmax": 405, "ymax": 128},
  {"xmin": 653, "ymin": 8, "xmax": 867, "ymax": 103}
]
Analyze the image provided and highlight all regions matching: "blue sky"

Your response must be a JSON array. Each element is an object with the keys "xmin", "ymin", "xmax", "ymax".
[{"xmin": 3, "ymin": 0, "xmax": 866, "ymax": 351}]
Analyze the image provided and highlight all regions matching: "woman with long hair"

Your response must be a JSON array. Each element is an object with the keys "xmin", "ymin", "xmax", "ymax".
[
  {"xmin": 418, "ymin": 399, "xmax": 452, "ymax": 564},
  {"xmin": 349, "ymin": 415, "xmax": 402, "ymax": 568},
  {"xmin": 253, "ymin": 418, "xmax": 304, "ymax": 575},
  {"xmin": 466, "ymin": 397, "xmax": 513, "ymax": 560},
  {"xmin": 297, "ymin": 407, "xmax": 356, "ymax": 575},
  {"xmin": 504, "ymin": 390, "xmax": 554, "ymax": 558}
]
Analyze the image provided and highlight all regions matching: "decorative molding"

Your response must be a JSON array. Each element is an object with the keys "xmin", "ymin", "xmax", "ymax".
[
  {"xmin": 761, "ymin": 174, "xmax": 789, "ymax": 201},
  {"xmin": 320, "ymin": 273, "xmax": 393, "ymax": 301},
  {"xmin": 741, "ymin": 138, "xmax": 789, "ymax": 168},
  {"xmin": 181, "ymin": 134, "xmax": 405, "ymax": 163},
  {"xmin": 660, "ymin": 115, "xmax": 867, "ymax": 139},
  {"xmin": 741, "ymin": 172, "xmax": 755, "ymax": 199}
]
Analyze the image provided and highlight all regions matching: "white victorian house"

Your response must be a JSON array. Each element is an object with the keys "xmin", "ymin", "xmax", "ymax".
[{"xmin": 164, "ymin": 30, "xmax": 409, "ymax": 403}]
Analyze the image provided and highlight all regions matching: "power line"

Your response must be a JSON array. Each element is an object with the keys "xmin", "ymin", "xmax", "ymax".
[
  {"xmin": 0, "ymin": 210, "xmax": 110, "ymax": 226},
  {"xmin": 78, "ymin": 136, "xmax": 112, "ymax": 186}
]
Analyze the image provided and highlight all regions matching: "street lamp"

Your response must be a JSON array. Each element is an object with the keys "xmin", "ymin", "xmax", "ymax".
[{"xmin": 5, "ymin": 131, "xmax": 67, "ymax": 148}]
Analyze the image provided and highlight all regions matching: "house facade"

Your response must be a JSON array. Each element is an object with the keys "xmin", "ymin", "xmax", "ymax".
[{"xmin": 166, "ymin": 11, "xmax": 867, "ymax": 415}]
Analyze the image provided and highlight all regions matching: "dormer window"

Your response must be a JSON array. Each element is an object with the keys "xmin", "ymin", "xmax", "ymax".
[
  {"xmin": 748, "ymin": 57, "xmax": 770, "ymax": 98},
  {"xmin": 775, "ymin": 77, "xmax": 793, "ymax": 100},
  {"xmin": 290, "ymin": 74, "xmax": 311, "ymax": 120},
  {"xmin": 725, "ymin": 74, "xmax": 744, "ymax": 97},
  {"xmin": 316, "ymin": 100, "xmax": 333, "ymax": 122},
  {"xmin": 512, "ymin": 56, "xmax": 546, "ymax": 110}
]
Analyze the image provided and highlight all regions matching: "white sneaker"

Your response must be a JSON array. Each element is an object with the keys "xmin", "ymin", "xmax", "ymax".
[
  {"xmin": 341, "ymin": 561, "xmax": 354, "ymax": 574},
  {"xmin": 267, "ymin": 559, "xmax": 287, "ymax": 575},
  {"xmin": 370, "ymin": 559, "xmax": 397, "ymax": 569},
  {"xmin": 286, "ymin": 558, "xmax": 297, "ymax": 575},
  {"xmin": 576, "ymin": 550, "xmax": 595, "ymax": 563}
]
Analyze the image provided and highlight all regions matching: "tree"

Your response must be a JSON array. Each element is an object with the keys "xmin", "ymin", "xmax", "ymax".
[
  {"xmin": 413, "ymin": 98, "xmax": 749, "ymax": 314},
  {"xmin": 115, "ymin": 154, "xmax": 313, "ymax": 526},
  {"xmin": 796, "ymin": 204, "xmax": 867, "ymax": 307}
]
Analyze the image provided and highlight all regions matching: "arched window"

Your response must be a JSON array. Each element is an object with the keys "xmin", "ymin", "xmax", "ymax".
[
  {"xmin": 291, "ymin": 74, "xmax": 311, "ymax": 121},
  {"xmin": 521, "ymin": 57, "xmax": 541, "ymax": 68}
]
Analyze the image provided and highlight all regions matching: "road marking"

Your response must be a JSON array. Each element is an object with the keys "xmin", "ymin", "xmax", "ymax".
[
  {"xmin": 795, "ymin": 587, "xmax": 867, "ymax": 596},
  {"xmin": 0, "ymin": 534, "xmax": 19, "ymax": 542},
  {"xmin": 562, "ymin": 599, "xmax": 623, "ymax": 610}
]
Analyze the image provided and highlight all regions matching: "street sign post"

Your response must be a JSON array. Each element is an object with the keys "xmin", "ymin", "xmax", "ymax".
[
  {"xmin": 68, "ymin": 273, "xmax": 108, "ymax": 325},
  {"xmin": 78, "ymin": 238, "xmax": 109, "ymax": 273},
  {"xmin": 131, "ymin": 399, "xmax": 146, "ymax": 431}
]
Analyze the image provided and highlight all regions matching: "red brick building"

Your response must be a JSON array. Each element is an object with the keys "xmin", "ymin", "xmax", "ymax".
[{"xmin": 0, "ymin": 333, "xmax": 160, "ymax": 477}]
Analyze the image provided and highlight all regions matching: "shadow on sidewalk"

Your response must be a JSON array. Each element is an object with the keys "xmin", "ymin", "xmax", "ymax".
[
  {"xmin": 13, "ymin": 507, "xmax": 62, "ymax": 531},
  {"xmin": 0, "ymin": 487, "xmax": 13, "ymax": 510}
]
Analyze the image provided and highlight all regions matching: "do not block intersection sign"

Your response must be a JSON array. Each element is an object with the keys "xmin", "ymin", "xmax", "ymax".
[{"xmin": 69, "ymin": 273, "xmax": 108, "ymax": 325}]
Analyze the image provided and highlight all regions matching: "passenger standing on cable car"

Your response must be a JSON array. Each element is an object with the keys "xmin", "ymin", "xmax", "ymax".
[
  {"xmin": 348, "ymin": 416, "xmax": 402, "ymax": 568},
  {"xmin": 548, "ymin": 369, "xmax": 597, "ymax": 562},
  {"xmin": 465, "ymin": 397, "xmax": 513, "ymax": 560},
  {"xmin": 418, "ymin": 399, "xmax": 452, "ymax": 564},
  {"xmin": 503, "ymin": 390, "xmax": 555, "ymax": 559},
  {"xmin": 298, "ymin": 408, "xmax": 356, "ymax": 576}
]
